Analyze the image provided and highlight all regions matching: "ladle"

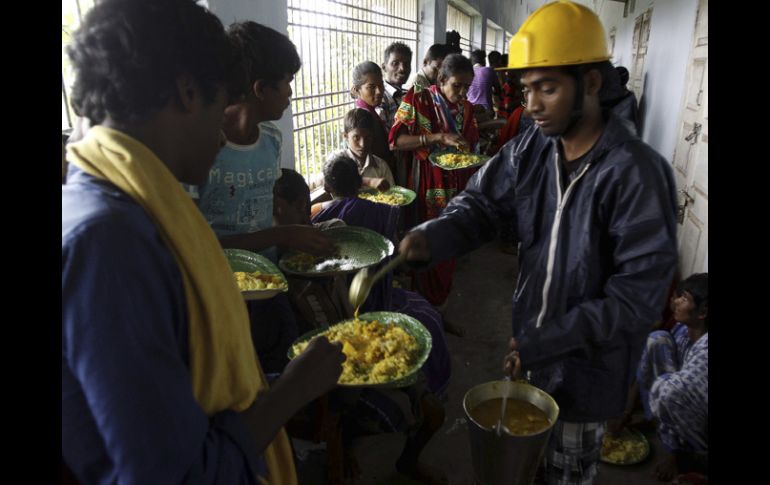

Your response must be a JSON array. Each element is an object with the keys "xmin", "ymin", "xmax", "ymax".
[{"xmin": 348, "ymin": 253, "xmax": 406, "ymax": 311}]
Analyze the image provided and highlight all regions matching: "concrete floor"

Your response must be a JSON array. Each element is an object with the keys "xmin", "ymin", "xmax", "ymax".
[{"xmin": 296, "ymin": 241, "xmax": 666, "ymax": 485}]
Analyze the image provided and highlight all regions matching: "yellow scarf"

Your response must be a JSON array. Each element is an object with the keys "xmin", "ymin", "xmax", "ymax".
[{"xmin": 67, "ymin": 126, "xmax": 296, "ymax": 484}]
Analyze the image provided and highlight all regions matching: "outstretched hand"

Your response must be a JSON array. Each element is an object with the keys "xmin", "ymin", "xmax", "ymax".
[
  {"xmin": 399, "ymin": 231, "xmax": 431, "ymax": 264},
  {"xmin": 283, "ymin": 336, "xmax": 345, "ymax": 401},
  {"xmin": 282, "ymin": 225, "xmax": 336, "ymax": 256},
  {"xmin": 438, "ymin": 133, "xmax": 470, "ymax": 150},
  {"xmin": 502, "ymin": 337, "xmax": 523, "ymax": 380},
  {"xmin": 372, "ymin": 178, "xmax": 391, "ymax": 192}
]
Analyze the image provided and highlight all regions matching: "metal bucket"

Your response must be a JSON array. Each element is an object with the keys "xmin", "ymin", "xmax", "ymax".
[{"xmin": 463, "ymin": 380, "xmax": 560, "ymax": 485}]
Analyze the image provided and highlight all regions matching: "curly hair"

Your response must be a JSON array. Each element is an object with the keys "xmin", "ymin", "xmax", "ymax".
[
  {"xmin": 323, "ymin": 154, "xmax": 362, "ymax": 198},
  {"xmin": 383, "ymin": 42, "xmax": 412, "ymax": 65},
  {"xmin": 67, "ymin": 0, "xmax": 241, "ymax": 126},
  {"xmin": 227, "ymin": 21, "xmax": 301, "ymax": 89}
]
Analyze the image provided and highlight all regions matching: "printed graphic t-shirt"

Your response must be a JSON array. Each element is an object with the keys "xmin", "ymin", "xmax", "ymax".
[{"xmin": 192, "ymin": 122, "xmax": 282, "ymax": 238}]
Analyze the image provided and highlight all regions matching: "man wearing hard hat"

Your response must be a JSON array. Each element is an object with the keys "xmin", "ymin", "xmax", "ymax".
[{"xmin": 400, "ymin": 2, "xmax": 678, "ymax": 483}]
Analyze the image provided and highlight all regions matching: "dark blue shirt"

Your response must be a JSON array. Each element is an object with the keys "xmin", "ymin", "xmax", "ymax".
[{"xmin": 62, "ymin": 167, "xmax": 264, "ymax": 484}]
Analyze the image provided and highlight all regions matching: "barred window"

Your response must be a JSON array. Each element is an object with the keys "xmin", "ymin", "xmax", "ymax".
[
  {"xmin": 288, "ymin": 0, "xmax": 418, "ymax": 189},
  {"xmin": 485, "ymin": 20, "xmax": 502, "ymax": 55},
  {"xmin": 446, "ymin": 3, "xmax": 473, "ymax": 58}
]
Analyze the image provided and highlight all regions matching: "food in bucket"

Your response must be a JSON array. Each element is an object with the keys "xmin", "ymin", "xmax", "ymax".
[
  {"xmin": 291, "ymin": 318, "xmax": 420, "ymax": 385},
  {"xmin": 470, "ymin": 398, "xmax": 551, "ymax": 435},
  {"xmin": 358, "ymin": 191, "xmax": 407, "ymax": 205},
  {"xmin": 233, "ymin": 271, "xmax": 287, "ymax": 291}
]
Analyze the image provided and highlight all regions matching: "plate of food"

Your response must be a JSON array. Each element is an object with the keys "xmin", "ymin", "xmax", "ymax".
[
  {"xmin": 600, "ymin": 427, "xmax": 651, "ymax": 465},
  {"xmin": 358, "ymin": 186, "xmax": 416, "ymax": 206},
  {"xmin": 428, "ymin": 148, "xmax": 490, "ymax": 171},
  {"xmin": 287, "ymin": 311, "xmax": 432, "ymax": 388},
  {"xmin": 224, "ymin": 249, "xmax": 289, "ymax": 301},
  {"xmin": 279, "ymin": 225, "xmax": 394, "ymax": 277}
]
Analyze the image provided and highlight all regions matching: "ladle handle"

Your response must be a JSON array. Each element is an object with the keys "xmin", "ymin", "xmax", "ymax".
[{"xmin": 369, "ymin": 252, "xmax": 407, "ymax": 284}]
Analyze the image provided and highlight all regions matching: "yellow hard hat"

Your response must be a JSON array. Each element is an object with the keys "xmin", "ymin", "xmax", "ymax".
[{"xmin": 507, "ymin": 1, "xmax": 610, "ymax": 69}]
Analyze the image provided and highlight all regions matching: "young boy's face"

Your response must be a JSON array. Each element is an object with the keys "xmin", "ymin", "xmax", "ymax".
[
  {"xmin": 423, "ymin": 58, "xmax": 443, "ymax": 83},
  {"xmin": 670, "ymin": 290, "xmax": 702, "ymax": 325},
  {"xmin": 258, "ymin": 73, "xmax": 294, "ymax": 121},
  {"xmin": 344, "ymin": 128, "xmax": 372, "ymax": 161},
  {"xmin": 273, "ymin": 194, "xmax": 309, "ymax": 226}
]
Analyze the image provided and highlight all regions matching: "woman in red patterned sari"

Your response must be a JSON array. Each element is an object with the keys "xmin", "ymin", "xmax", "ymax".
[{"xmin": 389, "ymin": 53, "xmax": 480, "ymax": 307}]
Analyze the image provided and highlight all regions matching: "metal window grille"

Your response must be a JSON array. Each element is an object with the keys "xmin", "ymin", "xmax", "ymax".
[
  {"xmin": 485, "ymin": 25, "xmax": 500, "ymax": 54},
  {"xmin": 62, "ymin": 0, "xmax": 96, "ymax": 130},
  {"xmin": 446, "ymin": 4, "xmax": 472, "ymax": 58},
  {"xmin": 288, "ymin": 0, "xmax": 418, "ymax": 189}
]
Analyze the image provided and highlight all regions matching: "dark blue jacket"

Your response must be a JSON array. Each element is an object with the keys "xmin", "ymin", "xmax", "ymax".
[{"xmin": 418, "ymin": 113, "xmax": 678, "ymax": 421}]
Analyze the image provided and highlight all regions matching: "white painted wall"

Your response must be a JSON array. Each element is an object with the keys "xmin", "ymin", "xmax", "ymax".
[{"xmin": 635, "ymin": 0, "xmax": 698, "ymax": 161}]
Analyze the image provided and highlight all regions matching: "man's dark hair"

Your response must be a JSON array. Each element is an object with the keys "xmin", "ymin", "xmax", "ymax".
[
  {"xmin": 323, "ymin": 155, "xmax": 362, "ymax": 198},
  {"xmin": 471, "ymin": 49, "xmax": 487, "ymax": 66},
  {"xmin": 561, "ymin": 61, "xmax": 616, "ymax": 97},
  {"xmin": 598, "ymin": 63, "xmax": 626, "ymax": 108},
  {"xmin": 445, "ymin": 31, "xmax": 462, "ymax": 54},
  {"xmin": 67, "ymin": 0, "xmax": 240, "ymax": 125},
  {"xmin": 228, "ymin": 21, "xmax": 301, "ymax": 89},
  {"xmin": 343, "ymin": 108, "xmax": 376, "ymax": 134},
  {"xmin": 425, "ymin": 44, "xmax": 450, "ymax": 62},
  {"xmin": 438, "ymin": 54, "xmax": 474, "ymax": 82},
  {"xmin": 616, "ymin": 66, "xmax": 630, "ymax": 87},
  {"xmin": 351, "ymin": 61, "xmax": 382, "ymax": 98},
  {"xmin": 488, "ymin": 50, "xmax": 502, "ymax": 66},
  {"xmin": 383, "ymin": 42, "xmax": 412, "ymax": 64},
  {"xmin": 677, "ymin": 273, "xmax": 709, "ymax": 329},
  {"xmin": 274, "ymin": 168, "xmax": 310, "ymax": 208}
]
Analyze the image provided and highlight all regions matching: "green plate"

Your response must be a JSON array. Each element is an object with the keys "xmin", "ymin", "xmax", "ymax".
[
  {"xmin": 428, "ymin": 148, "xmax": 490, "ymax": 171},
  {"xmin": 600, "ymin": 427, "xmax": 651, "ymax": 465},
  {"xmin": 358, "ymin": 186, "xmax": 417, "ymax": 206},
  {"xmin": 287, "ymin": 311, "xmax": 433, "ymax": 388},
  {"xmin": 224, "ymin": 249, "xmax": 288, "ymax": 301},
  {"xmin": 279, "ymin": 226, "xmax": 394, "ymax": 277}
]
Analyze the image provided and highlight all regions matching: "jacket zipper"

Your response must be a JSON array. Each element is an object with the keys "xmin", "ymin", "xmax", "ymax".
[{"xmin": 535, "ymin": 150, "xmax": 592, "ymax": 329}]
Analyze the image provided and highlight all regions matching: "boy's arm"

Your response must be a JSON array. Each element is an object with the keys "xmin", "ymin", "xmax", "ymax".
[
  {"xmin": 218, "ymin": 225, "xmax": 335, "ymax": 256},
  {"xmin": 362, "ymin": 177, "xmax": 391, "ymax": 191},
  {"xmin": 406, "ymin": 142, "xmax": 519, "ymax": 264}
]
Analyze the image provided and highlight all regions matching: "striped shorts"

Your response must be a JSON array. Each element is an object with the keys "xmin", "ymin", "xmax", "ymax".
[{"xmin": 543, "ymin": 420, "xmax": 606, "ymax": 485}]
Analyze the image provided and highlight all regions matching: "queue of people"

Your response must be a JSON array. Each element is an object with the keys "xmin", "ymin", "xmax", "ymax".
[{"xmin": 62, "ymin": 1, "xmax": 705, "ymax": 484}]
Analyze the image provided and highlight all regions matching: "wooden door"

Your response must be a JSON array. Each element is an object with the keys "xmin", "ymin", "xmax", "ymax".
[{"xmin": 673, "ymin": 0, "xmax": 708, "ymax": 275}]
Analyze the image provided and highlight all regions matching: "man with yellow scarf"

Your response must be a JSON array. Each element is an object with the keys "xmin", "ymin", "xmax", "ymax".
[{"xmin": 61, "ymin": 1, "xmax": 345, "ymax": 483}]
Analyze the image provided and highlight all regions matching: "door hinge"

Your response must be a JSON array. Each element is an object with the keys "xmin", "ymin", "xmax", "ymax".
[
  {"xmin": 677, "ymin": 188, "xmax": 695, "ymax": 224},
  {"xmin": 684, "ymin": 122, "xmax": 702, "ymax": 145}
]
